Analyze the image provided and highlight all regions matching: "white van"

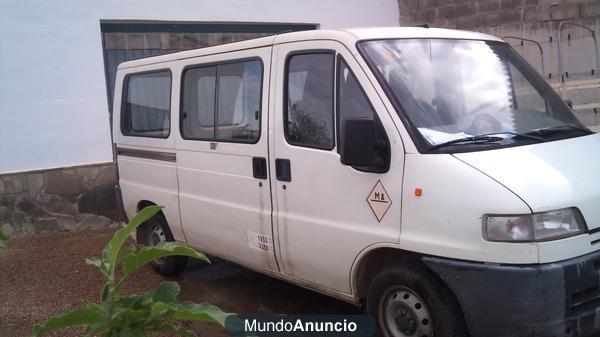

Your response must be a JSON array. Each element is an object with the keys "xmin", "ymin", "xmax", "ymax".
[{"xmin": 113, "ymin": 27, "xmax": 600, "ymax": 337}]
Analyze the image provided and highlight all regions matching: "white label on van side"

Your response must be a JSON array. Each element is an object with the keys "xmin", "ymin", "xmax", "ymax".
[
  {"xmin": 247, "ymin": 231, "xmax": 273, "ymax": 252},
  {"xmin": 367, "ymin": 180, "xmax": 393, "ymax": 222}
]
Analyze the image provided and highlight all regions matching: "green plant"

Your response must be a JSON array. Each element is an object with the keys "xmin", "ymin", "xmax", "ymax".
[
  {"xmin": 0, "ymin": 229, "xmax": 6, "ymax": 248},
  {"xmin": 32, "ymin": 205, "xmax": 230, "ymax": 337}
]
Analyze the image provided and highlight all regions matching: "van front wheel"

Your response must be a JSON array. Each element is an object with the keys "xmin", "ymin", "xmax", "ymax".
[
  {"xmin": 141, "ymin": 213, "xmax": 188, "ymax": 276},
  {"xmin": 367, "ymin": 264, "xmax": 466, "ymax": 337}
]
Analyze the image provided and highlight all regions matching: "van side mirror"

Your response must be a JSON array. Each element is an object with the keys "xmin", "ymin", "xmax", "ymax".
[{"xmin": 340, "ymin": 119, "xmax": 376, "ymax": 167}]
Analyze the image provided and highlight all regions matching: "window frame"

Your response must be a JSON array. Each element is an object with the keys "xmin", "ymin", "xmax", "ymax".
[
  {"xmin": 120, "ymin": 68, "xmax": 173, "ymax": 139},
  {"xmin": 179, "ymin": 57, "xmax": 264, "ymax": 144},
  {"xmin": 335, "ymin": 55, "xmax": 380, "ymax": 153},
  {"xmin": 283, "ymin": 49, "xmax": 336, "ymax": 151},
  {"xmin": 336, "ymin": 55, "xmax": 391, "ymax": 173}
]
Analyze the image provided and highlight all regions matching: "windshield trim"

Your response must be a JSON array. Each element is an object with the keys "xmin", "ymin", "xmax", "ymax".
[{"xmin": 356, "ymin": 38, "xmax": 590, "ymax": 154}]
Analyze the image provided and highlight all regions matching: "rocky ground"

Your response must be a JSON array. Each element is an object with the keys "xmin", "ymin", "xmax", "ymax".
[{"xmin": 0, "ymin": 227, "xmax": 359, "ymax": 337}]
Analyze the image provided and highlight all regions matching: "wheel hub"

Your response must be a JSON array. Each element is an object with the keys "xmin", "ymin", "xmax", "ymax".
[
  {"xmin": 393, "ymin": 302, "xmax": 418, "ymax": 335},
  {"xmin": 150, "ymin": 223, "xmax": 167, "ymax": 265},
  {"xmin": 381, "ymin": 286, "xmax": 433, "ymax": 337}
]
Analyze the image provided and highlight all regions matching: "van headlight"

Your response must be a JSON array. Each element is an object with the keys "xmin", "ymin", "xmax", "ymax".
[{"xmin": 484, "ymin": 208, "xmax": 586, "ymax": 242}]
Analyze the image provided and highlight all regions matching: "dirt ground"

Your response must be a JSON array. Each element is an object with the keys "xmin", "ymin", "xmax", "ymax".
[{"xmin": 0, "ymin": 228, "xmax": 359, "ymax": 337}]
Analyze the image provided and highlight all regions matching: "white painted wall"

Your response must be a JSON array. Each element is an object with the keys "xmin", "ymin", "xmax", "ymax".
[{"xmin": 0, "ymin": 0, "xmax": 399, "ymax": 174}]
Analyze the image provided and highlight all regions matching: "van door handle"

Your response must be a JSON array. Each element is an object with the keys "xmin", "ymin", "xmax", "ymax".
[
  {"xmin": 252, "ymin": 157, "xmax": 267, "ymax": 179},
  {"xmin": 275, "ymin": 159, "xmax": 291, "ymax": 182}
]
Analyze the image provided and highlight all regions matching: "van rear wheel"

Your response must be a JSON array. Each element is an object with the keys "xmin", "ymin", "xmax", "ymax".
[
  {"xmin": 141, "ymin": 213, "xmax": 188, "ymax": 276},
  {"xmin": 367, "ymin": 263, "xmax": 466, "ymax": 337}
]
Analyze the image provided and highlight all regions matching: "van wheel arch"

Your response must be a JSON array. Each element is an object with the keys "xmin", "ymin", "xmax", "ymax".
[
  {"xmin": 354, "ymin": 248, "xmax": 423, "ymax": 303},
  {"xmin": 135, "ymin": 200, "xmax": 188, "ymax": 275},
  {"xmin": 136, "ymin": 200, "xmax": 159, "ymax": 245},
  {"xmin": 354, "ymin": 248, "xmax": 468, "ymax": 336}
]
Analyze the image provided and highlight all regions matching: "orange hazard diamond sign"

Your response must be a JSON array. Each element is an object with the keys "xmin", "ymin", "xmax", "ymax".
[{"xmin": 367, "ymin": 180, "xmax": 392, "ymax": 222}]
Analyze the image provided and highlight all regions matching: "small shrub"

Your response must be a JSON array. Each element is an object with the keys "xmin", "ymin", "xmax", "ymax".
[{"xmin": 32, "ymin": 205, "xmax": 229, "ymax": 337}]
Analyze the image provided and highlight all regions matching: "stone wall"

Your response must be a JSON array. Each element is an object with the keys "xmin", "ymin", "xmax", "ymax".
[
  {"xmin": 398, "ymin": 0, "xmax": 600, "ymax": 127},
  {"xmin": 0, "ymin": 163, "xmax": 122, "ymax": 237},
  {"xmin": 399, "ymin": 0, "xmax": 600, "ymax": 34}
]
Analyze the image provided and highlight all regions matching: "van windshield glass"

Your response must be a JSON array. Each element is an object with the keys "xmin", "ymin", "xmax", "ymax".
[{"xmin": 360, "ymin": 39, "xmax": 591, "ymax": 152}]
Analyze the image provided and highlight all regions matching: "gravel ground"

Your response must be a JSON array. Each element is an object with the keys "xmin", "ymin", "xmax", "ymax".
[{"xmin": 0, "ymin": 227, "xmax": 359, "ymax": 337}]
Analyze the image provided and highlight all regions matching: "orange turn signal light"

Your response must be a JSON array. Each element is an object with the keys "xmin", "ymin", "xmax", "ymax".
[{"xmin": 415, "ymin": 188, "xmax": 422, "ymax": 197}]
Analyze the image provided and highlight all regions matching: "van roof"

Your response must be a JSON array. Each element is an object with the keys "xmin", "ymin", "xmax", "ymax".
[{"xmin": 118, "ymin": 27, "xmax": 502, "ymax": 69}]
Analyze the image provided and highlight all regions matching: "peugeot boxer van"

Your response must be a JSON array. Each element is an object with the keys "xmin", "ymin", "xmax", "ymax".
[{"xmin": 113, "ymin": 27, "xmax": 600, "ymax": 337}]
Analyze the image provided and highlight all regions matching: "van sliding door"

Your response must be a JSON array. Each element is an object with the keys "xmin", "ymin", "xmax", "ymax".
[{"xmin": 176, "ymin": 46, "xmax": 278, "ymax": 272}]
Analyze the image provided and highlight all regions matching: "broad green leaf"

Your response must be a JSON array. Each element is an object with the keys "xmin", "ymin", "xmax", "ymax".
[
  {"xmin": 171, "ymin": 302, "xmax": 231, "ymax": 326},
  {"xmin": 152, "ymin": 281, "xmax": 180, "ymax": 303},
  {"xmin": 153, "ymin": 323, "xmax": 197, "ymax": 337},
  {"xmin": 117, "ymin": 325, "xmax": 148, "ymax": 337},
  {"xmin": 116, "ymin": 244, "xmax": 136, "ymax": 264},
  {"xmin": 103, "ymin": 205, "xmax": 162, "ymax": 277},
  {"xmin": 121, "ymin": 242, "xmax": 209, "ymax": 276},
  {"xmin": 100, "ymin": 284, "xmax": 109, "ymax": 301},
  {"xmin": 0, "ymin": 230, "xmax": 6, "ymax": 248},
  {"xmin": 112, "ymin": 308, "xmax": 148, "ymax": 322},
  {"xmin": 85, "ymin": 258, "xmax": 102, "ymax": 268},
  {"xmin": 31, "ymin": 304, "xmax": 105, "ymax": 337},
  {"xmin": 150, "ymin": 302, "xmax": 173, "ymax": 317},
  {"xmin": 86, "ymin": 258, "xmax": 110, "ymax": 279},
  {"xmin": 116, "ymin": 291, "xmax": 155, "ymax": 312},
  {"xmin": 83, "ymin": 316, "xmax": 114, "ymax": 337}
]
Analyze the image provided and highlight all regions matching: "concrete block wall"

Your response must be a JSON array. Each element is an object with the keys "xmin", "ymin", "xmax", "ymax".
[
  {"xmin": 0, "ymin": 163, "xmax": 121, "ymax": 237},
  {"xmin": 399, "ymin": 0, "xmax": 600, "ymax": 127}
]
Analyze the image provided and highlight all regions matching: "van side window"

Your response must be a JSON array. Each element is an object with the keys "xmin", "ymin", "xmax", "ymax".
[
  {"xmin": 181, "ymin": 59, "xmax": 262, "ymax": 143},
  {"xmin": 121, "ymin": 70, "xmax": 171, "ymax": 138},
  {"xmin": 182, "ymin": 66, "xmax": 217, "ymax": 139},
  {"xmin": 217, "ymin": 61, "xmax": 261, "ymax": 142},
  {"xmin": 337, "ymin": 59, "xmax": 377, "ymax": 145},
  {"xmin": 337, "ymin": 58, "xmax": 390, "ymax": 172},
  {"xmin": 285, "ymin": 52, "xmax": 335, "ymax": 150}
]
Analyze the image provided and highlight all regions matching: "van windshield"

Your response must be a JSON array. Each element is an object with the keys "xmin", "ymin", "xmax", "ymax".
[{"xmin": 360, "ymin": 39, "xmax": 592, "ymax": 152}]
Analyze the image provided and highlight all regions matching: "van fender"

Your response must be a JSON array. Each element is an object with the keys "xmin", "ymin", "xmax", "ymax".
[{"xmin": 349, "ymin": 242, "xmax": 404, "ymax": 302}]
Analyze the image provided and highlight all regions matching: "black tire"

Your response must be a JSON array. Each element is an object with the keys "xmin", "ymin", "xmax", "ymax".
[
  {"xmin": 366, "ymin": 263, "xmax": 467, "ymax": 337},
  {"xmin": 140, "ymin": 211, "xmax": 188, "ymax": 276}
]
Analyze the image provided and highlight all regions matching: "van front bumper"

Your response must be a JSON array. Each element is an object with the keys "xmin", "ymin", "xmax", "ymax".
[{"xmin": 423, "ymin": 249, "xmax": 600, "ymax": 337}]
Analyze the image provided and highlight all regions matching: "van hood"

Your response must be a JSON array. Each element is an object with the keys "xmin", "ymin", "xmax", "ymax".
[{"xmin": 453, "ymin": 134, "xmax": 600, "ymax": 230}]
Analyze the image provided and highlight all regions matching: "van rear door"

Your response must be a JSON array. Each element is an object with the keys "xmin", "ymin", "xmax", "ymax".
[{"xmin": 176, "ymin": 46, "xmax": 278, "ymax": 272}]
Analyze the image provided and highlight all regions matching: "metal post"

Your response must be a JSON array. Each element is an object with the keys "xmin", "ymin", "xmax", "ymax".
[
  {"xmin": 557, "ymin": 21, "xmax": 600, "ymax": 83},
  {"xmin": 502, "ymin": 36, "xmax": 545, "ymax": 75}
]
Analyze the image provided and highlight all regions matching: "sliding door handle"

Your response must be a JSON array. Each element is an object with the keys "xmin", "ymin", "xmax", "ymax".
[
  {"xmin": 252, "ymin": 157, "xmax": 267, "ymax": 179},
  {"xmin": 275, "ymin": 158, "xmax": 291, "ymax": 182}
]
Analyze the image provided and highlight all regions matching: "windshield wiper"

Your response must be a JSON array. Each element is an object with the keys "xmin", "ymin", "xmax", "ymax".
[
  {"xmin": 525, "ymin": 125, "xmax": 593, "ymax": 137},
  {"xmin": 429, "ymin": 131, "xmax": 546, "ymax": 151},
  {"xmin": 487, "ymin": 131, "xmax": 545, "ymax": 142},
  {"xmin": 429, "ymin": 135, "xmax": 505, "ymax": 151}
]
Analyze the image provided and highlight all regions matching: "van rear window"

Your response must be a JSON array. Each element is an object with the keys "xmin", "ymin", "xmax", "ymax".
[
  {"xmin": 181, "ymin": 59, "xmax": 262, "ymax": 143},
  {"xmin": 121, "ymin": 70, "xmax": 172, "ymax": 138}
]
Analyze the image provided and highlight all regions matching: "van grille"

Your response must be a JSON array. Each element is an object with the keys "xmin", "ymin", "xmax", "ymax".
[
  {"xmin": 588, "ymin": 228, "xmax": 600, "ymax": 246},
  {"xmin": 568, "ymin": 256, "xmax": 600, "ymax": 316},
  {"xmin": 570, "ymin": 286, "xmax": 600, "ymax": 315}
]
